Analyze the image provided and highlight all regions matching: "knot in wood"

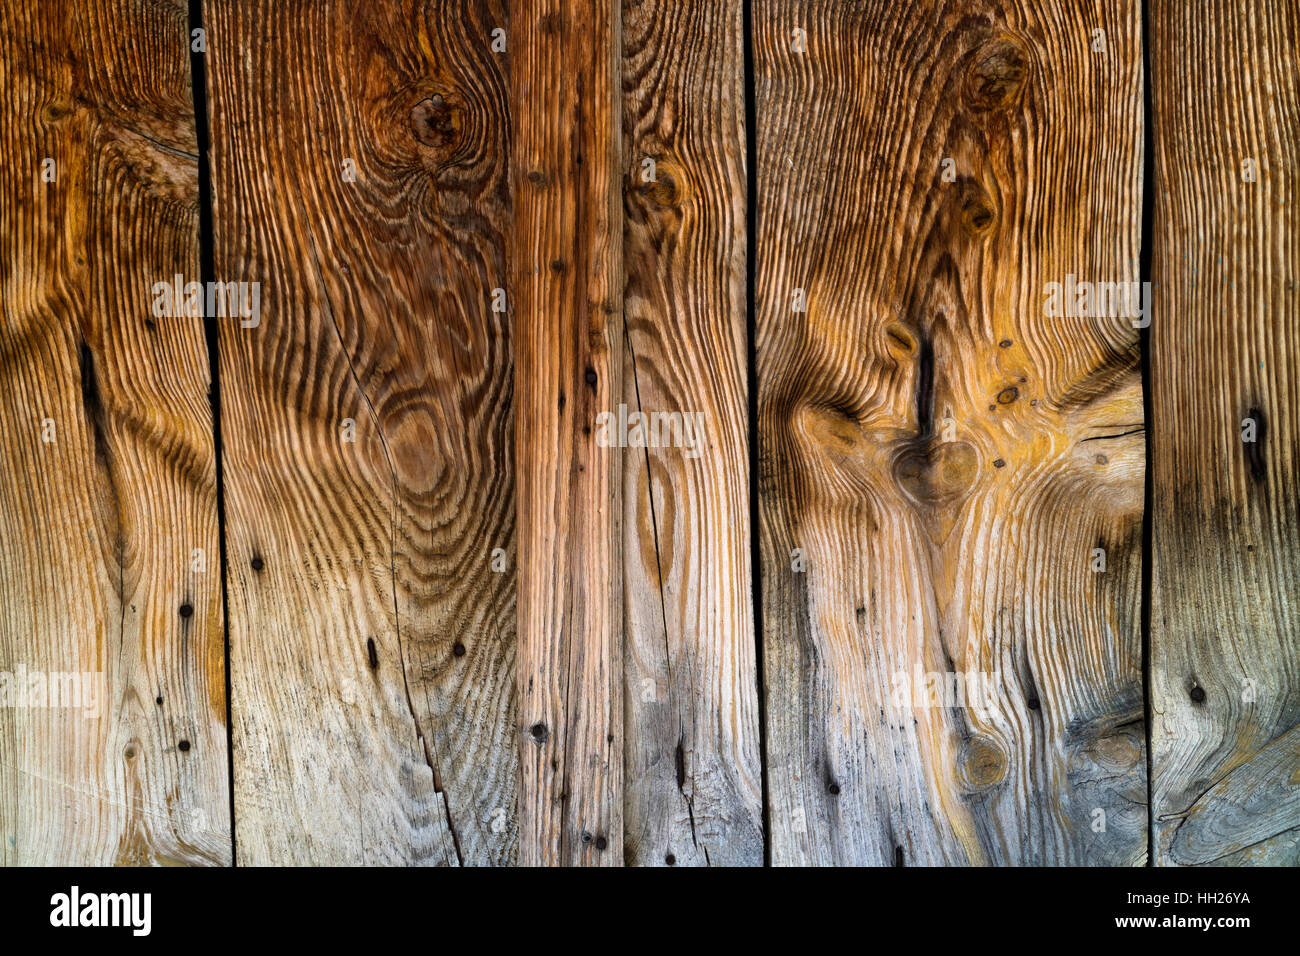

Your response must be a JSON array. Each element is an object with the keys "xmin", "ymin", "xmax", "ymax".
[
  {"xmin": 958, "ymin": 736, "xmax": 1009, "ymax": 793},
  {"xmin": 964, "ymin": 36, "xmax": 1030, "ymax": 111},
  {"xmin": 893, "ymin": 441, "xmax": 978, "ymax": 505},
  {"xmin": 410, "ymin": 94, "xmax": 461, "ymax": 149},
  {"xmin": 643, "ymin": 159, "xmax": 686, "ymax": 207},
  {"xmin": 958, "ymin": 179, "xmax": 998, "ymax": 236}
]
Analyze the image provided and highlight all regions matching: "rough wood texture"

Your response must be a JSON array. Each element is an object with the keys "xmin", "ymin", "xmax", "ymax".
[
  {"xmin": 512, "ymin": 0, "xmax": 625, "ymax": 865},
  {"xmin": 208, "ymin": 0, "xmax": 517, "ymax": 865},
  {"xmin": 1149, "ymin": 0, "xmax": 1300, "ymax": 866},
  {"xmin": 755, "ymin": 0, "xmax": 1147, "ymax": 864},
  {"xmin": 621, "ymin": 0, "xmax": 764, "ymax": 866},
  {"xmin": 0, "ymin": 0, "xmax": 229, "ymax": 865}
]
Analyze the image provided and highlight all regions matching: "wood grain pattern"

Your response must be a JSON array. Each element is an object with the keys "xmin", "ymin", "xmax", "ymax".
[
  {"xmin": 1149, "ymin": 0, "xmax": 1300, "ymax": 866},
  {"xmin": 208, "ymin": 0, "xmax": 517, "ymax": 865},
  {"xmin": 755, "ymin": 0, "xmax": 1147, "ymax": 864},
  {"xmin": 512, "ymin": 0, "xmax": 625, "ymax": 866},
  {"xmin": 5, "ymin": 0, "xmax": 1299, "ymax": 870},
  {"xmin": 621, "ymin": 0, "xmax": 764, "ymax": 866},
  {"xmin": 0, "ymin": 0, "xmax": 229, "ymax": 865}
]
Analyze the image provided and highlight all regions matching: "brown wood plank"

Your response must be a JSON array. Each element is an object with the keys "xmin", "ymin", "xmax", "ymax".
[
  {"xmin": 755, "ymin": 0, "xmax": 1147, "ymax": 864},
  {"xmin": 208, "ymin": 0, "xmax": 516, "ymax": 865},
  {"xmin": 512, "ymin": 0, "xmax": 625, "ymax": 865},
  {"xmin": 620, "ymin": 0, "xmax": 764, "ymax": 866},
  {"xmin": 0, "ymin": 0, "xmax": 229, "ymax": 864},
  {"xmin": 1149, "ymin": 0, "xmax": 1300, "ymax": 866}
]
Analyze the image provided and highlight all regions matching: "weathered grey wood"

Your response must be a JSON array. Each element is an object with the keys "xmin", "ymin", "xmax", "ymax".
[
  {"xmin": 1149, "ymin": 0, "xmax": 1300, "ymax": 866},
  {"xmin": 621, "ymin": 0, "xmax": 764, "ymax": 866}
]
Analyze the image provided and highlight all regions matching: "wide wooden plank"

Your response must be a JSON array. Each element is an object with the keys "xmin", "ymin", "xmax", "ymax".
[
  {"xmin": 755, "ymin": 0, "xmax": 1147, "ymax": 864},
  {"xmin": 1149, "ymin": 0, "xmax": 1300, "ymax": 866},
  {"xmin": 620, "ymin": 0, "xmax": 764, "ymax": 866},
  {"xmin": 512, "ymin": 0, "xmax": 625, "ymax": 865},
  {"xmin": 0, "ymin": 0, "xmax": 229, "ymax": 864},
  {"xmin": 208, "ymin": 0, "xmax": 516, "ymax": 865}
]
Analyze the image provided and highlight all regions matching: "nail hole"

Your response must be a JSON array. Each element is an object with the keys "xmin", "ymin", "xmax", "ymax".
[
  {"xmin": 179, "ymin": 603, "xmax": 193, "ymax": 618},
  {"xmin": 178, "ymin": 740, "xmax": 191, "ymax": 752},
  {"xmin": 250, "ymin": 556, "xmax": 264, "ymax": 572},
  {"xmin": 453, "ymin": 642, "xmax": 466, "ymax": 657}
]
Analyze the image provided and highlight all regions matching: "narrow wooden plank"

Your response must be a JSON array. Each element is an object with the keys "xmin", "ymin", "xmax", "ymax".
[
  {"xmin": 620, "ymin": 0, "xmax": 764, "ymax": 865},
  {"xmin": 208, "ymin": 0, "xmax": 517, "ymax": 865},
  {"xmin": 0, "ymin": 0, "xmax": 229, "ymax": 864},
  {"xmin": 512, "ymin": 0, "xmax": 624, "ymax": 865},
  {"xmin": 1149, "ymin": 0, "xmax": 1300, "ymax": 866},
  {"xmin": 756, "ymin": 0, "xmax": 1147, "ymax": 864}
]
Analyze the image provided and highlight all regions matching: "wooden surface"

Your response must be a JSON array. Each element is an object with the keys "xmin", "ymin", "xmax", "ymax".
[
  {"xmin": 512, "ymin": 0, "xmax": 625, "ymax": 866},
  {"xmin": 208, "ymin": 0, "xmax": 517, "ymax": 865},
  {"xmin": 755, "ymin": 0, "xmax": 1147, "ymax": 864},
  {"xmin": 1149, "ymin": 0, "xmax": 1300, "ymax": 866},
  {"xmin": 2, "ymin": 0, "xmax": 1297, "ymax": 867},
  {"xmin": 0, "ymin": 0, "xmax": 229, "ymax": 865},
  {"xmin": 621, "ymin": 0, "xmax": 764, "ymax": 866}
]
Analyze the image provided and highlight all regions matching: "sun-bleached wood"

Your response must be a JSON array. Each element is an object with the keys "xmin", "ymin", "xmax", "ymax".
[
  {"xmin": 620, "ymin": 0, "xmax": 764, "ymax": 867},
  {"xmin": 0, "ymin": 0, "xmax": 229, "ymax": 865},
  {"xmin": 1149, "ymin": 0, "xmax": 1300, "ymax": 866},
  {"xmin": 755, "ymin": 0, "xmax": 1147, "ymax": 864}
]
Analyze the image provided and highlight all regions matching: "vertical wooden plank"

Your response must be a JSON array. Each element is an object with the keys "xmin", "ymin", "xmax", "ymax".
[
  {"xmin": 512, "ymin": 0, "xmax": 624, "ymax": 865},
  {"xmin": 0, "ymin": 0, "xmax": 229, "ymax": 864},
  {"xmin": 755, "ymin": 1, "xmax": 1147, "ymax": 864},
  {"xmin": 1149, "ymin": 0, "xmax": 1300, "ymax": 866},
  {"xmin": 208, "ymin": 0, "xmax": 517, "ymax": 864},
  {"xmin": 621, "ymin": 0, "xmax": 764, "ymax": 865}
]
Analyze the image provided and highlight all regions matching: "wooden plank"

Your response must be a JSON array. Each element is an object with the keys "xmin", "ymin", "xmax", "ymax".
[
  {"xmin": 1149, "ymin": 0, "xmax": 1300, "ymax": 866},
  {"xmin": 0, "ymin": 0, "xmax": 229, "ymax": 864},
  {"xmin": 512, "ymin": 0, "xmax": 624, "ymax": 865},
  {"xmin": 755, "ymin": 0, "xmax": 1147, "ymax": 864},
  {"xmin": 208, "ymin": 0, "xmax": 517, "ymax": 865},
  {"xmin": 620, "ymin": 0, "xmax": 764, "ymax": 865}
]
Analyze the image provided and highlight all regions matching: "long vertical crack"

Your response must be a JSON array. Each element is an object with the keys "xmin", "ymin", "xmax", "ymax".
[
  {"xmin": 742, "ymin": 0, "xmax": 772, "ymax": 867},
  {"xmin": 186, "ymin": 0, "xmax": 236, "ymax": 866},
  {"xmin": 1138, "ymin": 0, "xmax": 1157, "ymax": 869}
]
